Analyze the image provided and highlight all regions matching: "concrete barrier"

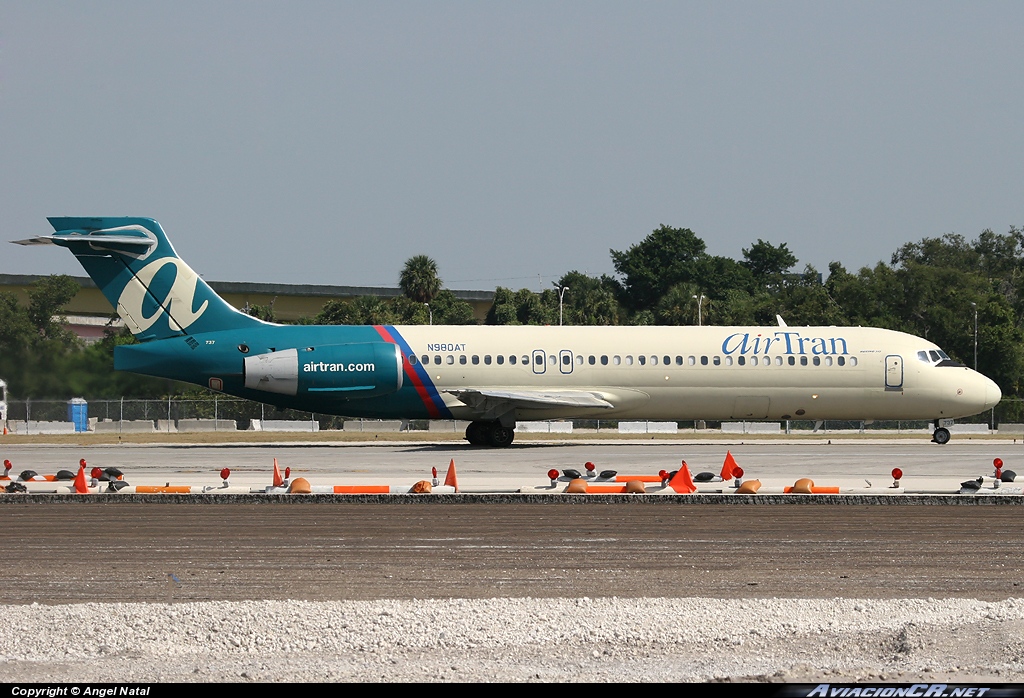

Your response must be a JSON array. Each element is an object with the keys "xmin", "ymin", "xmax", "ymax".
[
  {"xmin": 249, "ymin": 419, "xmax": 319, "ymax": 432},
  {"xmin": 94, "ymin": 420, "xmax": 157, "ymax": 433},
  {"xmin": 342, "ymin": 420, "xmax": 404, "ymax": 432},
  {"xmin": 721, "ymin": 421, "xmax": 781, "ymax": 434},
  {"xmin": 618, "ymin": 421, "xmax": 678, "ymax": 434},
  {"xmin": 176, "ymin": 419, "xmax": 238, "ymax": 432},
  {"xmin": 997, "ymin": 423, "xmax": 1024, "ymax": 434},
  {"xmin": 516, "ymin": 421, "xmax": 573, "ymax": 433},
  {"xmin": 428, "ymin": 420, "xmax": 471, "ymax": 433},
  {"xmin": 949, "ymin": 424, "xmax": 991, "ymax": 434},
  {"xmin": 6, "ymin": 421, "xmax": 76, "ymax": 435},
  {"xmin": 155, "ymin": 420, "xmax": 178, "ymax": 433}
]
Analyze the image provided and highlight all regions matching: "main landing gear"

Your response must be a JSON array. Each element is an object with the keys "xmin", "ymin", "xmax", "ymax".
[
  {"xmin": 465, "ymin": 420, "xmax": 515, "ymax": 447},
  {"xmin": 932, "ymin": 420, "xmax": 951, "ymax": 445}
]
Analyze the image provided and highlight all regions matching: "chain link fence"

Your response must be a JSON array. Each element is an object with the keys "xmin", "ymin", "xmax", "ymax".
[{"xmin": 3, "ymin": 397, "xmax": 1016, "ymax": 432}]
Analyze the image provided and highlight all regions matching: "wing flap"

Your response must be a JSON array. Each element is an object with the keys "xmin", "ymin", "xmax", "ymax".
[{"xmin": 448, "ymin": 388, "xmax": 614, "ymax": 411}]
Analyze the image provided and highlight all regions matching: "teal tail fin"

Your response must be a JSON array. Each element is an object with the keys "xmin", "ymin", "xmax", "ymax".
[{"xmin": 26, "ymin": 217, "xmax": 265, "ymax": 341}]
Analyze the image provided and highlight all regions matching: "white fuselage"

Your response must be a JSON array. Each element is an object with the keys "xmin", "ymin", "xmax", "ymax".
[{"xmin": 391, "ymin": 324, "xmax": 1000, "ymax": 422}]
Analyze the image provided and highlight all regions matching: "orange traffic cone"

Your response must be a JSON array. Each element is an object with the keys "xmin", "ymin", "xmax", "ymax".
[
  {"xmin": 273, "ymin": 458, "xmax": 284, "ymax": 487},
  {"xmin": 73, "ymin": 463, "xmax": 89, "ymax": 494},
  {"xmin": 444, "ymin": 458, "xmax": 459, "ymax": 493},
  {"xmin": 668, "ymin": 460, "xmax": 697, "ymax": 493},
  {"xmin": 720, "ymin": 451, "xmax": 740, "ymax": 480}
]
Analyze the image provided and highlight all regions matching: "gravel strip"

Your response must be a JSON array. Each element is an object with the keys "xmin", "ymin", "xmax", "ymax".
[{"xmin": 2, "ymin": 597, "xmax": 1023, "ymax": 682}]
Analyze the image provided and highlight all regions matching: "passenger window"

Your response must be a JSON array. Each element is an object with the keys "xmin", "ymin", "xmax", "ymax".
[
  {"xmin": 589, "ymin": 356, "xmax": 596, "ymax": 365},
  {"xmin": 700, "ymin": 356, "xmax": 708, "ymax": 366},
  {"xmin": 434, "ymin": 355, "xmax": 442, "ymax": 365},
  {"xmin": 562, "ymin": 354, "xmax": 571, "ymax": 365},
  {"xmin": 625, "ymin": 355, "xmax": 634, "ymax": 365},
  {"xmin": 800, "ymin": 356, "xmax": 807, "ymax": 366},
  {"xmin": 613, "ymin": 355, "xmax": 621, "ymax": 365},
  {"xmin": 713, "ymin": 356, "xmax": 721, "ymax": 366},
  {"xmin": 497, "ymin": 355, "xmax": 505, "ymax": 365},
  {"xmin": 738, "ymin": 356, "xmax": 746, "ymax": 366},
  {"xmin": 787, "ymin": 356, "xmax": 795, "ymax": 366},
  {"xmin": 535, "ymin": 355, "xmax": 543, "ymax": 365},
  {"xmin": 825, "ymin": 356, "xmax": 833, "ymax": 366},
  {"xmin": 575, "ymin": 355, "xmax": 583, "ymax": 365},
  {"xmin": 409, "ymin": 355, "xmax": 418, "ymax": 365},
  {"xmin": 421, "ymin": 355, "xmax": 429, "ymax": 365},
  {"xmin": 548, "ymin": 355, "xmax": 556, "ymax": 365},
  {"xmin": 812, "ymin": 356, "xmax": 820, "ymax": 366},
  {"xmin": 775, "ymin": 356, "xmax": 783, "ymax": 366},
  {"xmin": 650, "ymin": 356, "xmax": 658, "ymax": 366},
  {"xmin": 638, "ymin": 355, "xmax": 646, "ymax": 366},
  {"xmin": 687, "ymin": 356, "xmax": 694, "ymax": 366},
  {"xmin": 484, "ymin": 355, "xmax": 492, "ymax": 365},
  {"xmin": 850, "ymin": 357, "xmax": 858, "ymax": 366},
  {"xmin": 837, "ymin": 356, "xmax": 846, "ymax": 366},
  {"xmin": 472, "ymin": 355, "xmax": 480, "ymax": 365},
  {"xmin": 750, "ymin": 356, "xmax": 758, "ymax": 366},
  {"xmin": 521, "ymin": 356, "xmax": 528, "ymax": 365},
  {"xmin": 459, "ymin": 355, "xmax": 467, "ymax": 365},
  {"xmin": 509, "ymin": 355, "xmax": 517, "ymax": 365},
  {"xmin": 601, "ymin": 355, "xmax": 608, "ymax": 365},
  {"xmin": 446, "ymin": 355, "xmax": 454, "ymax": 365},
  {"xmin": 663, "ymin": 356, "xmax": 671, "ymax": 366},
  {"xmin": 725, "ymin": 356, "xmax": 733, "ymax": 366}
]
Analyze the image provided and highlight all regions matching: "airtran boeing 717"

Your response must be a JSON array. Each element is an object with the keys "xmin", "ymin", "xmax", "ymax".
[{"xmin": 14, "ymin": 217, "xmax": 1001, "ymax": 446}]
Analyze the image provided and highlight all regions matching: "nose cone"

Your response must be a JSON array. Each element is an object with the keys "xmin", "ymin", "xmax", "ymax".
[{"xmin": 984, "ymin": 376, "xmax": 1002, "ymax": 410}]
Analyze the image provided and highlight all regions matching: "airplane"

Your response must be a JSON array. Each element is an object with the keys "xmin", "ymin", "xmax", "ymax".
[{"xmin": 13, "ymin": 217, "xmax": 1001, "ymax": 447}]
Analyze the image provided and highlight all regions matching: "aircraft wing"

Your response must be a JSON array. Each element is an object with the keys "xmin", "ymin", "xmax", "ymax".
[{"xmin": 447, "ymin": 388, "xmax": 614, "ymax": 412}]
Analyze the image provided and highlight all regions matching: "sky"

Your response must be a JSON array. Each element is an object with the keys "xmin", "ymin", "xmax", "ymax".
[{"xmin": 2, "ymin": 2, "xmax": 1023, "ymax": 292}]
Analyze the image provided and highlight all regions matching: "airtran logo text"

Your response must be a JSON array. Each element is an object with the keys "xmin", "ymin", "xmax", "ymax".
[
  {"xmin": 117, "ymin": 257, "xmax": 209, "ymax": 332},
  {"xmin": 304, "ymin": 362, "xmax": 375, "ymax": 373},
  {"xmin": 722, "ymin": 331, "xmax": 849, "ymax": 356}
]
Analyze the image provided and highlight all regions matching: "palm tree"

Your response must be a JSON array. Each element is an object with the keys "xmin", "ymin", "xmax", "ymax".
[{"xmin": 399, "ymin": 255, "xmax": 442, "ymax": 304}]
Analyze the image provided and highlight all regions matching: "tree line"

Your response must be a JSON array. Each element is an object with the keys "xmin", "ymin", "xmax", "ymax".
[{"xmin": 1, "ymin": 224, "xmax": 1021, "ymax": 404}]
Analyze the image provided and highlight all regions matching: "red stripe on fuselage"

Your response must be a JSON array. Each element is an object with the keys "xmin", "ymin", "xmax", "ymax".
[{"xmin": 373, "ymin": 325, "xmax": 442, "ymax": 418}]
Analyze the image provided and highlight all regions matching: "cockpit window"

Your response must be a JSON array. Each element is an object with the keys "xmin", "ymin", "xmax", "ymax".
[{"xmin": 928, "ymin": 350, "xmax": 941, "ymax": 362}]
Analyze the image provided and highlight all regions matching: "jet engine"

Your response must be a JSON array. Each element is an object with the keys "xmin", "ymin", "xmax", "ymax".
[{"xmin": 243, "ymin": 343, "xmax": 403, "ymax": 398}]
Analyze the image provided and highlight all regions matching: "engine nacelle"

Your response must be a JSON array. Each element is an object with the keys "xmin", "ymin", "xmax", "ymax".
[{"xmin": 243, "ymin": 343, "xmax": 403, "ymax": 398}]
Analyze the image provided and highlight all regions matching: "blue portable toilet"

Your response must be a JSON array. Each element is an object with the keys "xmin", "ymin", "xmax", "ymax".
[{"xmin": 67, "ymin": 397, "xmax": 88, "ymax": 432}]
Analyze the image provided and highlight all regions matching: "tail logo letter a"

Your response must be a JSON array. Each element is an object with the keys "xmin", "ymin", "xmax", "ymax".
[{"xmin": 118, "ymin": 257, "xmax": 209, "ymax": 332}]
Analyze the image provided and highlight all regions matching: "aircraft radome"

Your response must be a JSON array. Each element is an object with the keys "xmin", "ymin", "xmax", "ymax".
[{"xmin": 13, "ymin": 218, "xmax": 1001, "ymax": 447}]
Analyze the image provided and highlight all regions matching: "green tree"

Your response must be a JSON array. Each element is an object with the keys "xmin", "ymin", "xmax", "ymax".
[
  {"xmin": 611, "ymin": 225, "xmax": 707, "ymax": 312},
  {"xmin": 399, "ymin": 255, "xmax": 442, "ymax": 304},
  {"xmin": 655, "ymin": 283, "xmax": 701, "ymax": 325},
  {"xmin": 555, "ymin": 271, "xmax": 622, "ymax": 325},
  {"xmin": 741, "ymin": 239, "xmax": 798, "ymax": 287}
]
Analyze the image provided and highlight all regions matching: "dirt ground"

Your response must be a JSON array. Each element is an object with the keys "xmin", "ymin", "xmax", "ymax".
[{"xmin": 2, "ymin": 501, "xmax": 1022, "ymax": 604}]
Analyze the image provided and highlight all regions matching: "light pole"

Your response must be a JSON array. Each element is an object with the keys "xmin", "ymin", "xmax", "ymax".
[
  {"xmin": 424, "ymin": 303, "xmax": 432, "ymax": 326},
  {"xmin": 970, "ymin": 301, "xmax": 977, "ymax": 370},
  {"xmin": 691, "ymin": 293, "xmax": 705, "ymax": 326},
  {"xmin": 559, "ymin": 286, "xmax": 570, "ymax": 326}
]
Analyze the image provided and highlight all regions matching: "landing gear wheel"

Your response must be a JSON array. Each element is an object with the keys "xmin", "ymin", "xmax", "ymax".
[
  {"xmin": 486, "ymin": 423, "xmax": 515, "ymax": 448},
  {"xmin": 932, "ymin": 427, "xmax": 951, "ymax": 445},
  {"xmin": 465, "ymin": 421, "xmax": 488, "ymax": 446}
]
